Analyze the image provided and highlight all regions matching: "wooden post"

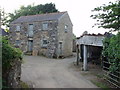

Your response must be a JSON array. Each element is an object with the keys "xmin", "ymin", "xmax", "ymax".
[
  {"xmin": 76, "ymin": 45, "xmax": 79, "ymax": 65},
  {"xmin": 79, "ymin": 44, "xmax": 82, "ymax": 62},
  {"xmin": 83, "ymin": 45, "xmax": 87, "ymax": 71}
]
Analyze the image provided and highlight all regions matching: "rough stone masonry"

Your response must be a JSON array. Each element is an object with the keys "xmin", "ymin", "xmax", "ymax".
[{"xmin": 9, "ymin": 12, "xmax": 73, "ymax": 58}]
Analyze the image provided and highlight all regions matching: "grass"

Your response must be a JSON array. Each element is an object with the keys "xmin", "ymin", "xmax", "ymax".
[
  {"xmin": 20, "ymin": 81, "xmax": 29, "ymax": 88},
  {"xmin": 88, "ymin": 71, "xmax": 112, "ymax": 89},
  {"xmin": 96, "ymin": 74, "xmax": 104, "ymax": 78},
  {"xmin": 91, "ymin": 80, "xmax": 110, "ymax": 90}
]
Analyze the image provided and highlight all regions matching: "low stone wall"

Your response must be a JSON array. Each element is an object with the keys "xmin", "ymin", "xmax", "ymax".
[{"xmin": 2, "ymin": 59, "xmax": 21, "ymax": 88}]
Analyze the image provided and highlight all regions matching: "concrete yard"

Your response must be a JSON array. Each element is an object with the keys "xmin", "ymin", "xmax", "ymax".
[{"xmin": 21, "ymin": 54, "xmax": 98, "ymax": 88}]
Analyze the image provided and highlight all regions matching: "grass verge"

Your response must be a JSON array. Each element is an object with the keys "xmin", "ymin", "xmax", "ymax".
[
  {"xmin": 20, "ymin": 81, "xmax": 29, "ymax": 88},
  {"xmin": 91, "ymin": 80, "xmax": 110, "ymax": 90}
]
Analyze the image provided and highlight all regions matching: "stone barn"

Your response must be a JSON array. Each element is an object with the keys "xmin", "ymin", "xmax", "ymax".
[{"xmin": 9, "ymin": 11, "xmax": 73, "ymax": 58}]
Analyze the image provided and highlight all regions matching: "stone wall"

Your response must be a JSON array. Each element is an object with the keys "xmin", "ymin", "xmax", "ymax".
[
  {"xmin": 10, "ymin": 20, "xmax": 58, "ymax": 58},
  {"xmin": 73, "ymin": 39, "xmax": 76, "ymax": 52},
  {"xmin": 45, "ymin": 21, "xmax": 58, "ymax": 58},
  {"xmin": 58, "ymin": 13, "xmax": 73, "ymax": 57},
  {"xmin": 2, "ymin": 59, "xmax": 21, "ymax": 88}
]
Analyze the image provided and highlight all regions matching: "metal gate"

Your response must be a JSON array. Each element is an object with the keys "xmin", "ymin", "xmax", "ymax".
[{"xmin": 102, "ymin": 58, "xmax": 120, "ymax": 88}]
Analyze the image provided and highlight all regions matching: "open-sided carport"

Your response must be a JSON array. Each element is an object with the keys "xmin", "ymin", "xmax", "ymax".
[{"xmin": 76, "ymin": 34, "xmax": 105, "ymax": 71}]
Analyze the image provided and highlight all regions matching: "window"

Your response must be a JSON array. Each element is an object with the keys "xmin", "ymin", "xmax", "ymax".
[
  {"xmin": 28, "ymin": 24, "xmax": 33, "ymax": 37},
  {"xmin": 65, "ymin": 25, "xmax": 68, "ymax": 33},
  {"xmin": 15, "ymin": 40, "xmax": 20, "ymax": 46},
  {"xmin": 43, "ymin": 23, "xmax": 48, "ymax": 30},
  {"xmin": 16, "ymin": 25, "xmax": 20, "ymax": 31},
  {"xmin": 41, "ymin": 39, "xmax": 48, "ymax": 48},
  {"xmin": 16, "ymin": 33, "xmax": 20, "ymax": 40}
]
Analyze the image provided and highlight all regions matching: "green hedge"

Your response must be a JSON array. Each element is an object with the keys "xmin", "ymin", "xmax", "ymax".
[
  {"xmin": 1, "ymin": 36, "xmax": 23, "ymax": 70},
  {"xmin": 102, "ymin": 32, "xmax": 120, "ymax": 73}
]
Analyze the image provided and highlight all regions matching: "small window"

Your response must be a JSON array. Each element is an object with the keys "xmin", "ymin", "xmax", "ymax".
[
  {"xmin": 65, "ymin": 25, "xmax": 68, "ymax": 33},
  {"xmin": 16, "ymin": 25, "xmax": 20, "ymax": 31},
  {"xmin": 28, "ymin": 24, "xmax": 33, "ymax": 37},
  {"xmin": 41, "ymin": 39, "xmax": 48, "ymax": 47},
  {"xmin": 15, "ymin": 40, "xmax": 20, "ymax": 46},
  {"xmin": 43, "ymin": 40, "xmax": 48, "ymax": 45},
  {"xmin": 43, "ymin": 23, "xmax": 48, "ymax": 30}
]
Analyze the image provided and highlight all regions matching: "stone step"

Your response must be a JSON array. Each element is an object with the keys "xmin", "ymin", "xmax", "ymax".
[{"xmin": 25, "ymin": 51, "xmax": 32, "ymax": 55}]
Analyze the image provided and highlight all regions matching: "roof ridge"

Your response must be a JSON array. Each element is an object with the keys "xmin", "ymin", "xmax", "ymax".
[
  {"xmin": 11, "ymin": 11, "xmax": 68, "ymax": 24},
  {"xmin": 20, "ymin": 11, "xmax": 67, "ymax": 18}
]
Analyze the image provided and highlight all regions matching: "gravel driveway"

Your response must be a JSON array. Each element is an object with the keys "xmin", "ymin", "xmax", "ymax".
[{"xmin": 21, "ymin": 55, "xmax": 98, "ymax": 88}]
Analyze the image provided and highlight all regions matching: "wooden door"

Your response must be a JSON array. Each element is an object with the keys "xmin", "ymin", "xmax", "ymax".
[{"xmin": 28, "ymin": 40, "xmax": 33, "ymax": 52}]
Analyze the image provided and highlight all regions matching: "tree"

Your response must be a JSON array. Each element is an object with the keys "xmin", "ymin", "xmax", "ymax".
[
  {"xmin": 91, "ymin": 1, "xmax": 120, "ymax": 86},
  {"xmin": 0, "ymin": 8, "xmax": 9, "ymax": 28},
  {"xmin": 91, "ymin": 0, "xmax": 120, "ymax": 32},
  {"xmin": 7, "ymin": 3, "xmax": 58, "ymax": 26}
]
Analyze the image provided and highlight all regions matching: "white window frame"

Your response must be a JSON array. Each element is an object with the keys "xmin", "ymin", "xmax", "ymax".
[{"xmin": 65, "ymin": 25, "xmax": 68, "ymax": 33}]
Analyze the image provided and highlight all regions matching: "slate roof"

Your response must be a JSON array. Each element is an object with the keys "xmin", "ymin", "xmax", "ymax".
[
  {"xmin": 11, "ymin": 11, "xmax": 67, "ymax": 24},
  {"xmin": 0, "ymin": 28, "xmax": 8, "ymax": 36}
]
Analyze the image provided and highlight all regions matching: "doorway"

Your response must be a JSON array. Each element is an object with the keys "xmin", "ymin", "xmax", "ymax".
[
  {"xmin": 58, "ymin": 41, "xmax": 63, "ymax": 58},
  {"xmin": 28, "ymin": 40, "xmax": 33, "ymax": 52}
]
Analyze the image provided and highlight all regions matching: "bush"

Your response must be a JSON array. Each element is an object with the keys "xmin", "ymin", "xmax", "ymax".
[
  {"xmin": 1, "ymin": 36, "xmax": 23, "ymax": 88},
  {"xmin": 2, "ymin": 37, "xmax": 23, "ymax": 70},
  {"xmin": 102, "ymin": 32, "xmax": 120, "ymax": 73}
]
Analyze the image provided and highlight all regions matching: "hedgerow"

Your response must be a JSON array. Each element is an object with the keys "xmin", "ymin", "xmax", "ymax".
[
  {"xmin": 102, "ymin": 32, "xmax": 120, "ymax": 73},
  {"xmin": 1, "ymin": 36, "xmax": 23, "ymax": 70}
]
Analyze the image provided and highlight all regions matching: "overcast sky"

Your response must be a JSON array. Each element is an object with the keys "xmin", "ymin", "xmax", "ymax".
[{"xmin": 0, "ymin": 0, "xmax": 116, "ymax": 37}]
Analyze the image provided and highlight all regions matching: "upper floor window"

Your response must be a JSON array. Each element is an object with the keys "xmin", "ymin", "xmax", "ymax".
[
  {"xmin": 16, "ymin": 25, "xmax": 20, "ymax": 31},
  {"xmin": 43, "ymin": 23, "xmax": 48, "ymax": 30},
  {"xmin": 65, "ymin": 25, "xmax": 68, "ymax": 33},
  {"xmin": 28, "ymin": 24, "xmax": 33, "ymax": 37}
]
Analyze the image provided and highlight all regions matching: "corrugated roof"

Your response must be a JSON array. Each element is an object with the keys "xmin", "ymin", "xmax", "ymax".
[
  {"xmin": 76, "ymin": 33, "xmax": 105, "ymax": 46},
  {"xmin": 76, "ymin": 33, "xmax": 104, "ymax": 39},
  {"xmin": 11, "ymin": 11, "xmax": 67, "ymax": 24}
]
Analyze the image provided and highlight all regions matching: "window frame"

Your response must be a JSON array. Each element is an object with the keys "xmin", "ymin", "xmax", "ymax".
[
  {"xmin": 15, "ymin": 40, "xmax": 20, "ymax": 46},
  {"xmin": 16, "ymin": 25, "xmax": 20, "ymax": 32},
  {"xmin": 28, "ymin": 24, "xmax": 34, "ymax": 37},
  {"xmin": 65, "ymin": 25, "xmax": 68, "ymax": 33},
  {"xmin": 42, "ymin": 23, "xmax": 48, "ymax": 30},
  {"xmin": 41, "ymin": 39, "xmax": 48, "ymax": 48}
]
